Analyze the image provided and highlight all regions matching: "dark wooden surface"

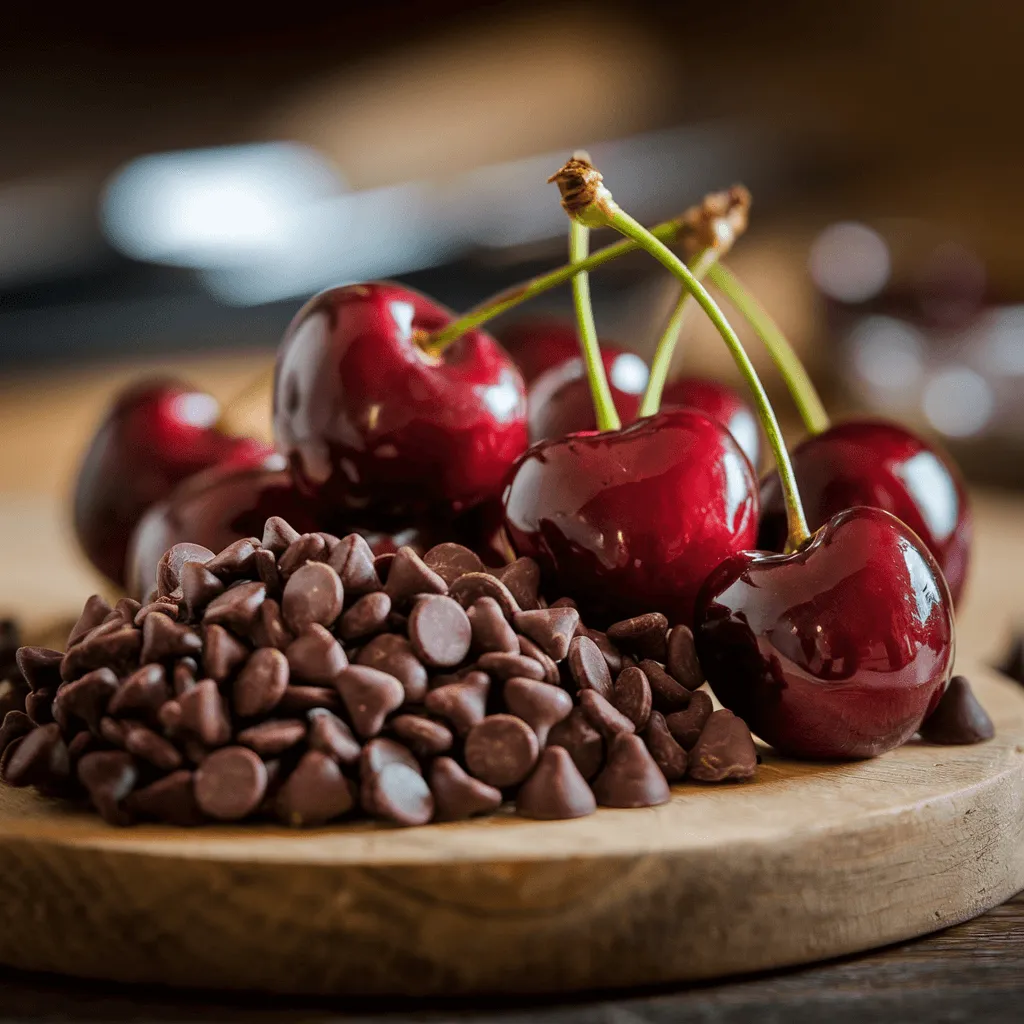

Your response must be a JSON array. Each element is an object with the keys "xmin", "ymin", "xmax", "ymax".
[{"xmin": 0, "ymin": 890, "xmax": 1020, "ymax": 1023}]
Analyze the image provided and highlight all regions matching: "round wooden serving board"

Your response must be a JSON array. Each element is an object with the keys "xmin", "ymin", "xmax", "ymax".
[{"xmin": 0, "ymin": 660, "xmax": 1021, "ymax": 997}]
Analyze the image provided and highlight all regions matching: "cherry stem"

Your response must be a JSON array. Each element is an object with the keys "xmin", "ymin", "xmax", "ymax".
[
  {"xmin": 569, "ymin": 219, "xmax": 621, "ymax": 431},
  {"xmin": 708, "ymin": 263, "xmax": 830, "ymax": 436},
  {"xmin": 638, "ymin": 247, "xmax": 719, "ymax": 418}
]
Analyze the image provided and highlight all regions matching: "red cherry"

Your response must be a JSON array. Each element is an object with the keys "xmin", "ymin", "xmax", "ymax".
[
  {"xmin": 758, "ymin": 420, "xmax": 971, "ymax": 605},
  {"xmin": 494, "ymin": 318, "xmax": 582, "ymax": 383},
  {"xmin": 503, "ymin": 408, "xmax": 759, "ymax": 626},
  {"xmin": 73, "ymin": 379, "xmax": 272, "ymax": 587},
  {"xmin": 273, "ymin": 283, "xmax": 528, "ymax": 520},
  {"xmin": 662, "ymin": 377, "xmax": 761, "ymax": 469},
  {"xmin": 695, "ymin": 507, "xmax": 953, "ymax": 759}
]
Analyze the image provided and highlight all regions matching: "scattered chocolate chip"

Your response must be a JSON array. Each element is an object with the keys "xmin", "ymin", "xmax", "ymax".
[
  {"xmin": 277, "ymin": 685, "xmax": 344, "ymax": 715},
  {"xmin": 448, "ymin": 572, "xmax": 521, "ymax": 618},
  {"xmin": 334, "ymin": 665, "xmax": 405, "ymax": 737},
  {"xmin": 686, "ymin": 709, "xmax": 757, "ymax": 782},
  {"xmin": 77, "ymin": 749, "xmax": 137, "ymax": 825},
  {"xmin": 516, "ymin": 636, "xmax": 560, "ymax": 684},
  {"xmin": 125, "ymin": 770, "xmax": 204, "ymax": 825},
  {"xmin": 203, "ymin": 624, "xmax": 250, "ymax": 682},
  {"xmin": 468, "ymin": 597, "xmax": 519, "ymax": 654},
  {"xmin": 424, "ymin": 672, "xmax": 490, "ymax": 735},
  {"xmin": 390, "ymin": 714, "xmax": 453, "ymax": 758},
  {"xmin": 279, "ymin": 534, "xmax": 329, "ymax": 579},
  {"xmin": 365, "ymin": 763, "xmax": 434, "ymax": 826},
  {"xmin": 203, "ymin": 581, "xmax": 266, "ymax": 634},
  {"xmin": 356, "ymin": 634, "xmax": 427, "ymax": 703},
  {"xmin": 234, "ymin": 647, "xmax": 290, "ymax": 718},
  {"xmin": 204, "ymin": 538, "xmax": 260, "ymax": 580},
  {"xmin": 53, "ymin": 667, "xmax": 119, "ymax": 733},
  {"xmin": 580, "ymin": 628, "xmax": 622, "ymax": 675},
  {"xmin": 513, "ymin": 607, "xmax": 579, "ymax": 662},
  {"xmin": 408, "ymin": 596, "xmax": 472, "ymax": 668},
  {"xmin": 516, "ymin": 745, "xmax": 596, "ymax": 820},
  {"xmin": 339, "ymin": 592, "xmax": 392, "ymax": 642},
  {"xmin": 237, "ymin": 718, "xmax": 307, "ymax": 757},
  {"xmin": 177, "ymin": 679, "xmax": 232, "ymax": 747},
  {"xmin": 592, "ymin": 733, "xmax": 670, "ymax": 808},
  {"xmin": 384, "ymin": 547, "xmax": 448, "ymax": 606},
  {"xmin": 262, "ymin": 515, "xmax": 301, "ymax": 555},
  {"xmin": 123, "ymin": 723, "xmax": 183, "ymax": 771},
  {"xmin": 464, "ymin": 714, "xmax": 539, "ymax": 788},
  {"xmin": 428, "ymin": 757, "xmax": 503, "ymax": 821},
  {"xmin": 281, "ymin": 561, "xmax": 344, "ymax": 635},
  {"xmin": 666, "ymin": 625, "xmax": 704, "ymax": 690},
  {"xmin": 67, "ymin": 595, "xmax": 113, "ymax": 648},
  {"xmin": 360, "ymin": 737, "xmax": 420, "ymax": 777},
  {"xmin": 665, "ymin": 690, "xmax": 713, "ymax": 749},
  {"xmin": 134, "ymin": 599, "xmax": 181, "ymax": 627},
  {"xmin": 275, "ymin": 750, "xmax": 354, "ymax": 827},
  {"xmin": 308, "ymin": 708, "xmax": 361, "ymax": 764},
  {"xmin": 253, "ymin": 548, "xmax": 281, "ymax": 595},
  {"xmin": 548, "ymin": 708, "xmax": 604, "ymax": 780},
  {"xmin": 285, "ymin": 624, "xmax": 347, "ymax": 685},
  {"xmin": 158, "ymin": 542, "xmax": 216, "ymax": 596},
  {"xmin": 495, "ymin": 558, "xmax": 541, "ymax": 610},
  {"xmin": 639, "ymin": 659, "xmax": 692, "ymax": 713},
  {"xmin": 248, "ymin": 598, "xmax": 294, "ymax": 652},
  {"xmin": 643, "ymin": 711, "xmax": 688, "ymax": 782},
  {"xmin": 141, "ymin": 612, "xmax": 202, "ymax": 664},
  {"xmin": 4, "ymin": 720, "xmax": 67, "ymax": 789},
  {"xmin": 503, "ymin": 676, "xmax": 573, "ymax": 746},
  {"xmin": 612, "ymin": 666, "xmax": 653, "ymax": 731},
  {"xmin": 17, "ymin": 646, "xmax": 63, "ymax": 691},
  {"xmin": 194, "ymin": 746, "xmax": 268, "ymax": 821},
  {"xmin": 328, "ymin": 534, "xmax": 381, "ymax": 595},
  {"xmin": 423, "ymin": 542, "xmax": 484, "ymax": 586},
  {"xmin": 0, "ymin": 710, "xmax": 33, "ymax": 758},
  {"xmin": 61, "ymin": 625, "xmax": 141, "ymax": 682},
  {"xmin": 476, "ymin": 651, "xmax": 545, "ymax": 682},
  {"xmin": 568, "ymin": 635, "xmax": 614, "ymax": 700},
  {"xmin": 579, "ymin": 688, "xmax": 636, "ymax": 739},
  {"xmin": 607, "ymin": 613, "xmax": 669, "ymax": 662},
  {"xmin": 919, "ymin": 676, "xmax": 995, "ymax": 745}
]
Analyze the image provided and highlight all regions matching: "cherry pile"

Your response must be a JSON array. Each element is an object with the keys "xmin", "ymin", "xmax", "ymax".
[{"xmin": 60, "ymin": 153, "xmax": 987, "ymax": 770}]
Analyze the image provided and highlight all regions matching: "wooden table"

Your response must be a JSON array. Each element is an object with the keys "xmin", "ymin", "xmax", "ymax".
[{"xmin": 1, "ymin": 355, "xmax": 1022, "ymax": 1022}]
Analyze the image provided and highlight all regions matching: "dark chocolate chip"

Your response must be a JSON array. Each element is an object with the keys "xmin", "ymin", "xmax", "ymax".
[
  {"xmin": 66, "ymin": 730, "xmax": 98, "ymax": 763},
  {"xmin": 666, "ymin": 625, "xmax": 704, "ymax": 690},
  {"xmin": 253, "ymin": 548, "xmax": 281, "ymax": 595},
  {"xmin": 16, "ymin": 646, "xmax": 63, "ymax": 691},
  {"xmin": 612, "ymin": 666, "xmax": 653, "ymax": 731},
  {"xmin": 423, "ymin": 672, "xmax": 489, "ymax": 735},
  {"xmin": 326, "ymin": 535, "xmax": 382, "ymax": 597},
  {"xmin": 202, "ymin": 624, "xmax": 250, "ymax": 683},
  {"xmin": 262, "ymin": 515, "xmax": 301, "ymax": 555},
  {"xmin": 158, "ymin": 542, "xmax": 216, "ymax": 596},
  {"xmin": 77, "ymin": 749, "xmax": 137, "ymax": 825},
  {"xmin": 551, "ymin": 596, "xmax": 577, "ymax": 609},
  {"xmin": 25, "ymin": 689, "xmax": 54, "ymax": 726},
  {"xmin": 194, "ymin": 746, "xmax": 268, "ymax": 821},
  {"xmin": 665, "ymin": 690, "xmax": 713, "ymax": 749},
  {"xmin": 373, "ymin": 552, "xmax": 395, "ymax": 582},
  {"xmin": 173, "ymin": 659, "xmax": 197, "ymax": 696},
  {"xmin": 0, "ymin": 710, "xmax": 33, "ymax": 758},
  {"xmin": 203, "ymin": 582, "xmax": 266, "ymax": 634},
  {"xmin": 99, "ymin": 716, "xmax": 129, "ymax": 747},
  {"xmin": 334, "ymin": 665, "xmax": 405, "ymax": 737},
  {"xmin": 503, "ymin": 676, "xmax": 573, "ymax": 746},
  {"xmin": 248, "ymin": 598, "xmax": 294, "ymax": 652},
  {"xmin": 360, "ymin": 736, "xmax": 420, "ymax": 777},
  {"xmin": 495, "ymin": 558, "xmax": 541, "ymax": 611},
  {"xmin": 517, "ymin": 635, "xmax": 560, "ymax": 685},
  {"xmin": 286, "ymin": 624, "xmax": 347, "ymax": 685},
  {"xmin": 61, "ymin": 625, "xmax": 141, "ymax": 682},
  {"xmin": 592, "ymin": 732, "xmax": 671, "ymax": 808},
  {"xmin": 568, "ymin": 635, "xmax": 614, "ymax": 700},
  {"xmin": 364, "ymin": 763, "xmax": 434, "ymax": 826},
  {"xmin": 476, "ymin": 651, "xmax": 545, "ymax": 682},
  {"xmin": 277, "ymin": 685, "xmax": 344, "ymax": 715},
  {"xmin": 237, "ymin": 718, "xmax": 307, "ymax": 757},
  {"xmin": 133, "ymin": 599, "xmax": 181, "ymax": 627},
  {"xmin": 67, "ymin": 595, "xmax": 113, "ymax": 648},
  {"xmin": 278, "ymin": 533, "xmax": 328, "ymax": 578},
  {"xmin": 548, "ymin": 708, "xmax": 605, "ymax": 780},
  {"xmin": 204, "ymin": 538, "xmax": 260, "ymax": 580},
  {"xmin": 123, "ymin": 723, "xmax": 183, "ymax": 771},
  {"xmin": 339, "ymin": 592, "xmax": 392, "ymax": 642},
  {"xmin": 428, "ymin": 757, "xmax": 503, "ymax": 821},
  {"xmin": 642, "ymin": 711, "xmax": 688, "ymax": 782},
  {"xmin": 125, "ymin": 770, "xmax": 205, "ymax": 826},
  {"xmin": 464, "ymin": 714, "xmax": 539, "ymax": 788},
  {"xmin": 384, "ymin": 546, "xmax": 448, "ymax": 605},
  {"xmin": 423, "ymin": 542, "xmax": 485, "ymax": 586},
  {"xmin": 468, "ymin": 597, "xmax": 519, "ymax": 654},
  {"xmin": 2, "ymin": 721, "xmax": 69, "ymax": 788},
  {"xmin": 516, "ymin": 745, "xmax": 596, "ymax": 820},
  {"xmin": 140, "ymin": 612, "xmax": 202, "ymax": 664},
  {"xmin": 513, "ymin": 607, "xmax": 580, "ymax": 662},
  {"xmin": 581, "ymin": 628, "xmax": 623, "ymax": 675},
  {"xmin": 579, "ymin": 688, "xmax": 636, "ymax": 739},
  {"xmin": 281, "ymin": 561, "xmax": 344, "ymax": 635},
  {"xmin": 177, "ymin": 679, "xmax": 232, "ymax": 747},
  {"xmin": 639, "ymin": 659, "xmax": 692, "ymax": 713},
  {"xmin": 234, "ymin": 647, "xmax": 290, "ymax": 718},
  {"xmin": 408, "ymin": 596, "xmax": 472, "ymax": 668},
  {"xmin": 53, "ymin": 667, "xmax": 119, "ymax": 733},
  {"xmin": 607, "ymin": 613, "xmax": 669, "ymax": 662},
  {"xmin": 919, "ymin": 676, "xmax": 995, "ymax": 745},
  {"xmin": 448, "ymin": 572, "xmax": 521, "ymax": 618},
  {"xmin": 355, "ymin": 634, "xmax": 427, "ymax": 703},
  {"xmin": 275, "ymin": 750, "xmax": 354, "ymax": 826},
  {"xmin": 115, "ymin": 598, "xmax": 143, "ymax": 624},
  {"xmin": 688, "ymin": 709, "xmax": 757, "ymax": 782},
  {"xmin": 389, "ymin": 714, "xmax": 453, "ymax": 757},
  {"xmin": 308, "ymin": 708, "xmax": 361, "ymax": 764}
]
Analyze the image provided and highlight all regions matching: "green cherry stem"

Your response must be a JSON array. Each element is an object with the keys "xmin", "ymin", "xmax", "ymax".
[
  {"xmin": 638, "ymin": 247, "xmax": 719, "ymax": 418},
  {"xmin": 569, "ymin": 217, "xmax": 620, "ymax": 431},
  {"xmin": 551, "ymin": 158, "xmax": 810, "ymax": 550},
  {"xmin": 708, "ymin": 263, "xmax": 830, "ymax": 436}
]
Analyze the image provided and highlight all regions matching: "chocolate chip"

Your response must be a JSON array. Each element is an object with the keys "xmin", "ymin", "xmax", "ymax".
[
  {"xmin": 285, "ymin": 624, "xmax": 347, "ymax": 685},
  {"xmin": 0, "ymin": 710, "xmax": 33, "ymax": 758},
  {"xmin": 476, "ymin": 651, "xmax": 545, "ymax": 682},
  {"xmin": 407, "ymin": 596, "xmax": 472, "ymax": 668},
  {"xmin": 134, "ymin": 599, "xmax": 181, "ymax": 627},
  {"xmin": 423, "ymin": 543, "xmax": 485, "ymax": 586},
  {"xmin": 468, "ymin": 597, "xmax": 518, "ymax": 654},
  {"xmin": 194, "ymin": 746, "xmax": 268, "ymax": 821},
  {"xmin": 360, "ymin": 737, "xmax": 420, "ymax": 777},
  {"xmin": 123, "ymin": 723, "xmax": 183, "ymax": 771},
  {"xmin": 607, "ymin": 613, "xmax": 669, "ymax": 662},
  {"xmin": 204, "ymin": 538, "xmax": 260, "ymax": 580},
  {"xmin": 389, "ymin": 714, "xmax": 453, "ymax": 757},
  {"xmin": 203, "ymin": 581, "xmax": 266, "ymax": 634},
  {"xmin": 234, "ymin": 647, "xmax": 290, "ymax": 718},
  {"xmin": 53, "ymin": 667, "xmax": 119, "ymax": 733},
  {"xmin": 329, "ymin": 534, "xmax": 381, "ymax": 595},
  {"xmin": 666, "ymin": 625, "xmax": 704, "ymax": 690},
  {"xmin": 612, "ymin": 666, "xmax": 653, "ymax": 731},
  {"xmin": 248, "ymin": 598, "xmax": 294, "ymax": 652},
  {"xmin": 639, "ymin": 659, "xmax": 692, "ymax": 713},
  {"xmin": 252, "ymin": 548, "xmax": 281, "ymax": 595},
  {"xmin": 998, "ymin": 634, "xmax": 1024, "ymax": 685},
  {"xmin": 516, "ymin": 745, "xmax": 596, "ymax": 820},
  {"xmin": 2, "ymin": 722, "xmax": 69, "ymax": 788},
  {"xmin": 339, "ymin": 592, "xmax": 392, "ymax": 642},
  {"xmin": 686, "ymin": 709, "xmax": 757, "ymax": 782},
  {"xmin": 665, "ymin": 690, "xmax": 713, "ymax": 749},
  {"xmin": 356, "ymin": 634, "xmax": 427, "ymax": 703},
  {"xmin": 465, "ymin": 714, "xmax": 539, "ymax": 788},
  {"xmin": 365, "ymin": 763, "xmax": 434, "ymax": 826},
  {"xmin": 262, "ymin": 515, "xmax": 301, "ymax": 555},
  {"xmin": 141, "ymin": 612, "xmax": 202, "ymax": 664},
  {"xmin": 174, "ymin": 658, "xmax": 198, "ymax": 696},
  {"xmin": 77, "ymin": 749, "xmax": 137, "ymax": 825},
  {"xmin": 125, "ymin": 770, "xmax": 204, "ymax": 825},
  {"xmin": 513, "ymin": 607, "xmax": 579, "ymax": 661},
  {"xmin": 115, "ymin": 597, "xmax": 143, "ymax": 624},
  {"xmin": 503, "ymin": 677, "xmax": 573, "ymax": 746},
  {"xmin": 428, "ymin": 757, "xmax": 503, "ymax": 821},
  {"xmin": 61, "ymin": 625, "xmax": 141, "ymax": 682},
  {"xmin": 280, "ymin": 561, "xmax": 344, "ymax": 636},
  {"xmin": 67, "ymin": 595, "xmax": 113, "ymax": 648},
  {"xmin": 495, "ymin": 558, "xmax": 541, "ymax": 611},
  {"xmin": 517, "ymin": 635, "xmax": 560, "ymax": 685},
  {"xmin": 308, "ymin": 708, "xmax": 361, "ymax": 764},
  {"xmin": 548, "ymin": 708, "xmax": 605, "ymax": 780},
  {"xmin": 579, "ymin": 689, "xmax": 636, "ymax": 739},
  {"xmin": 99, "ymin": 716, "xmax": 128, "ymax": 747},
  {"xmin": 334, "ymin": 665, "xmax": 405, "ymax": 737},
  {"xmin": 177, "ymin": 679, "xmax": 232, "ymax": 747},
  {"xmin": 275, "ymin": 750, "xmax": 354, "ymax": 826},
  {"xmin": 203, "ymin": 624, "xmax": 250, "ymax": 682},
  {"xmin": 66, "ymin": 730, "xmax": 98, "ymax": 763},
  {"xmin": 384, "ymin": 546, "xmax": 448, "ymax": 606},
  {"xmin": 277, "ymin": 685, "xmax": 344, "ymax": 715},
  {"xmin": 278, "ymin": 533, "xmax": 328, "ymax": 578},
  {"xmin": 158, "ymin": 542, "xmax": 216, "ymax": 596},
  {"xmin": 448, "ymin": 573, "xmax": 521, "ymax": 618},
  {"xmin": 237, "ymin": 718, "xmax": 307, "ymax": 757},
  {"xmin": 373, "ymin": 552, "xmax": 396, "ymax": 582},
  {"xmin": 25, "ymin": 689, "xmax": 54, "ymax": 726},
  {"xmin": 423, "ymin": 672, "xmax": 490, "ymax": 735},
  {"xmin": 568, "ymin": 635, "xmax": 613, "ymax": 700},
  {"xmin": 592, "ymin": 733, "xmax": 670, "ymax": 808},
  {"xmin": 16, "ymin": 646, "xmax": 63, "ymax": 691},
  {"xmin": 919, "ymin": 676, "xmax": 995, "ymax": 745},
  {"xmin": 581, "ymin": 628, "xmax": 623, "ymax": 675},
  {"xmin": 643, "ymin": 711, "xmax": 688, "ymax": 782}
]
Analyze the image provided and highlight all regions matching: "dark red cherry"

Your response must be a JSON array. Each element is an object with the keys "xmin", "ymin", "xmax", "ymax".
[
  {"xmin": 494, "ymin": 317, "xmax": 583, "ymax": 383},
  {"xmin": 73, "ymin": 379, "xmax": 272, "ymax": 587},
  {"xmin": 273, "ymin": 283, "xmax": 528, "ymax": 520},
  {"xmin": 695, "ymin": 506, "xmax": 954, "ymax": 759},
  {"xmin": 758, "ymin": 420, "xmax": 971, "ymax": 604},
  {"xmin": 503, "ymin": 408, "xmax": 759, "ymax": 627},
  {"xmin": 662, "ymin": 377, "xmax": 761, "ymax": 469}
]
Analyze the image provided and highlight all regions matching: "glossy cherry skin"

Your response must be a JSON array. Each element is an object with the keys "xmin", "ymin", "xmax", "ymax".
[
  {"xmin": 758, "ymin": 420, "xmax": 971, "ymax": 605},
  {"xmin": 662, "ymin": 377, "xmax": 761, "ymax": 469},
  {"xmin": 503, "ymin": 408, "xmax": 759, "ymax": 627},
  {"xmin": 273, "ymin": 282, "xmax": 528, "ymax": 520},
  {"xmin": 494, "ymin": 318, "xmax": 583, "ymax": 383},
  {"xmin": 695, "ymin": 506, "xmax": 954, "ymax": 760},
  {"xmin": 73, "ymin": 378, "xmax": 272, "ymax": 587}
]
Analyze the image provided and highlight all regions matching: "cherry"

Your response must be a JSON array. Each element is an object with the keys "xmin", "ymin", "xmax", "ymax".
[
  {"xmin": 757, "ymin": 420, "xmax": 971, "ymax": 605},
  {"xmin": 73, "ymin": 378, "xmax": 272, "ymax": 587},
  {"xmin": 273, "ymin": 283, "xmax": 527, "ymax": 521},
  {"xmin": 503, "ymin": 408, "xmax": 759, "ymax": 626},
  {"xmin": 494, "ymin": 318, "xmax": 582, "ymax": 383},
  {"xmin": 662, "ymin": 377, "xmax": 761, "ymax": 468},
  {"xmin": 694, "ymin": 506, "xmax": 954, "ymax": 759}
]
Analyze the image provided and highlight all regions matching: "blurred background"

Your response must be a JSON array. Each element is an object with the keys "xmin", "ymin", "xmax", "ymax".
[{"xmin": 2, "ymin": 0, "xmax": 1024, "ymax": 494}]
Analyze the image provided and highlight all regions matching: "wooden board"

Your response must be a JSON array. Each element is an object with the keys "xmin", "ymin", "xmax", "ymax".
[{"xmin": 0, "ymin": 660, "xmax": 1021, "ymax": 997}]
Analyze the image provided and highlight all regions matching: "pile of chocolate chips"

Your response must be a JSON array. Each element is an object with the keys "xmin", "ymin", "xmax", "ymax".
[{"xmin": 0, "ymin": 518, "xmax": 758, "ymax": 828}]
